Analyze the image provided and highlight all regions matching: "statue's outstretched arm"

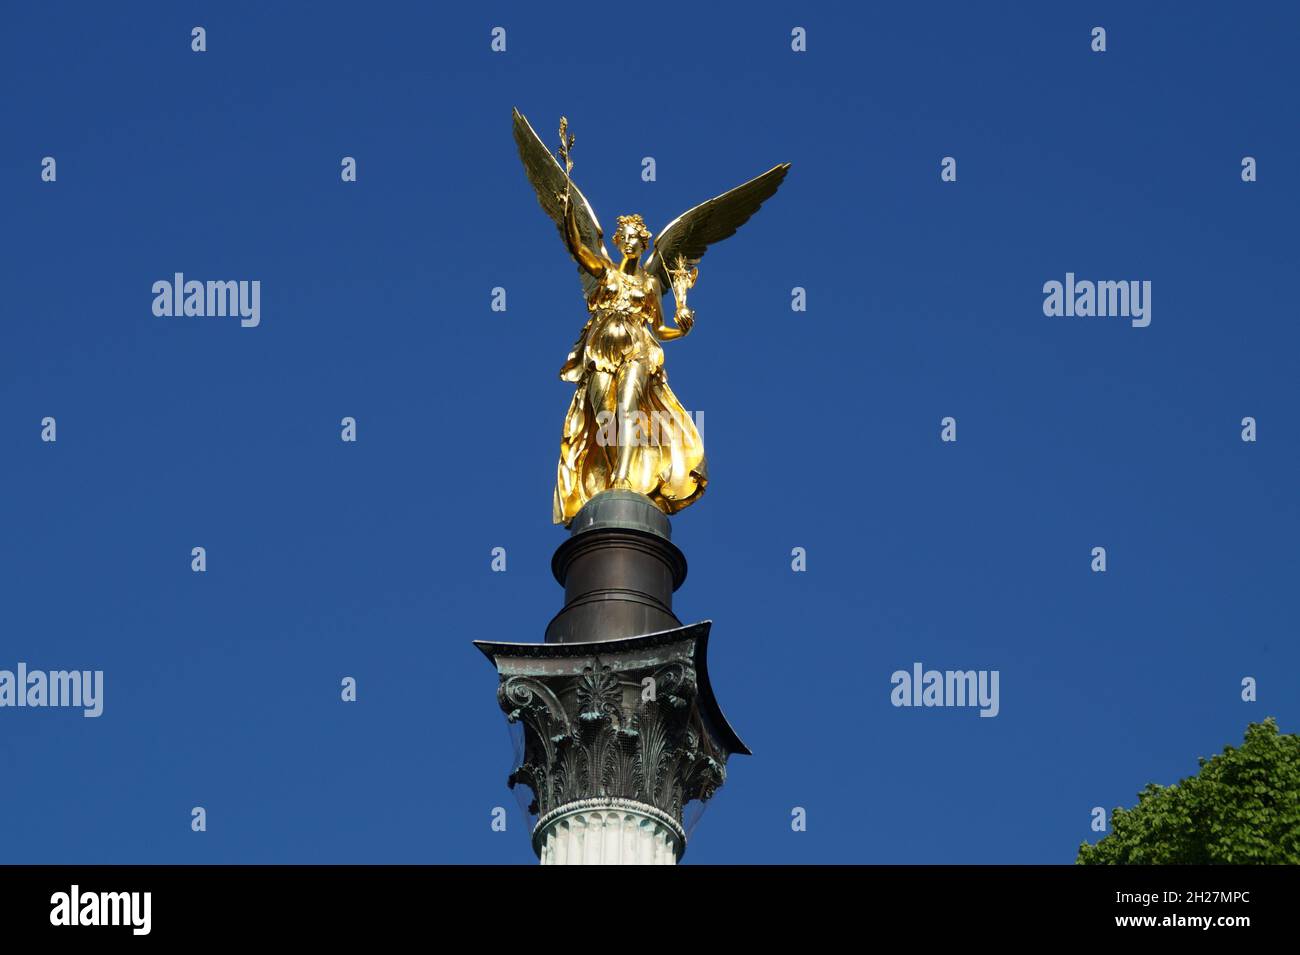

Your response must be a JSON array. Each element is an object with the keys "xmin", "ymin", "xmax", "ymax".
[
  {"xmin": 564, "ymin": 197, "xmax": 606, "ymax": 277},
  {"xmin": 647, "ymin": 276, "xmax": 692, "ymax": 341}
]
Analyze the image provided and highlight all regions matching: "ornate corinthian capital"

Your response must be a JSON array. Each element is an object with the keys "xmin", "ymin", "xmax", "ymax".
[{"xmin": 475, "ymin": 622, "xmax": 746, "ymax": 862}]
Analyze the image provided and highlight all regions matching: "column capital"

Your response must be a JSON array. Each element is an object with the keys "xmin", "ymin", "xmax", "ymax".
[{"xmin": 475, "ymin": 622, "xmax": 747, "ymax": 860}]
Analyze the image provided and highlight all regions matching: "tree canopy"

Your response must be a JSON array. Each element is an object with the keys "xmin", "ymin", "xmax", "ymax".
[{"xmin": 1078, "ymin": 718, "xmax": 1300, "ymax": 864}]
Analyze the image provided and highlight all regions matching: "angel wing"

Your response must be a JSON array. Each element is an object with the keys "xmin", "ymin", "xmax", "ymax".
[
  {"xmin": 512, "ymin": 107, "xmax": 611, "ymax": 300},
  {"xmin": 644, "ymin": 163, "xmax": 791, "ymax": 291}
]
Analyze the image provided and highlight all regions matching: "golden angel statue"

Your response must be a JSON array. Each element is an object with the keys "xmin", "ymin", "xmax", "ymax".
[{"xmin": 512, "ymin": 108, "xmax": 790, "ymax": 525}]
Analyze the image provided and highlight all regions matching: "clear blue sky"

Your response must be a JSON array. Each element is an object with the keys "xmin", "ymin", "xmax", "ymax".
[{"xmin": 2, "ymin": 2, "xmax": 1297, "ymax": 864}]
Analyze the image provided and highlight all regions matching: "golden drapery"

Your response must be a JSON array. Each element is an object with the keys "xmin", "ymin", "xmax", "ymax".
[{"xmin": 553, "ymin": 310, "xmax": 706, "ymax": 525}]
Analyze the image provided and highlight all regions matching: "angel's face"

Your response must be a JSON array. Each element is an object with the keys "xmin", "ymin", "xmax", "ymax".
[{"xmin": 616, "ymin": 222, "xmax": 647, "ymax": 261}]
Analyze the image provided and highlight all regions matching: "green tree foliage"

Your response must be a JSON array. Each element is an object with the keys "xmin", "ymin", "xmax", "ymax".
[{"xmin": 1078, "ymin": 718, "xmax": 1300, "ymax": 864}]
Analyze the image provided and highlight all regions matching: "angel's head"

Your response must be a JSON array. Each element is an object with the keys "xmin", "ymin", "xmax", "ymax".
[{"xmin": 614, "ymin": 214, "xmax": 652, "ymax": 261}]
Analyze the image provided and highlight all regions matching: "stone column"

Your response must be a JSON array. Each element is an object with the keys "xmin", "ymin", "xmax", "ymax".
[
  {"xmin": 475, "ymin": 490, "xmax": 748, "ymax": 864},
  {"xmin": 535, "ymin": 799, "xmax": 683, "ymax": 865}
]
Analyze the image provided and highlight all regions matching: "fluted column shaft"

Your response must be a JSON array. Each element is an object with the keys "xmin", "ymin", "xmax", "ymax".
[{"xmin": 536, "ymin": 801, "xmax": 681, "ymax": 865}]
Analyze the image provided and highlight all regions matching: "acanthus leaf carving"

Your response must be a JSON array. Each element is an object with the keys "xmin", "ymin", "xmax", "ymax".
[{"xmin": 493, "ymin": 652, "xmax": 727, "ymax": 826}]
